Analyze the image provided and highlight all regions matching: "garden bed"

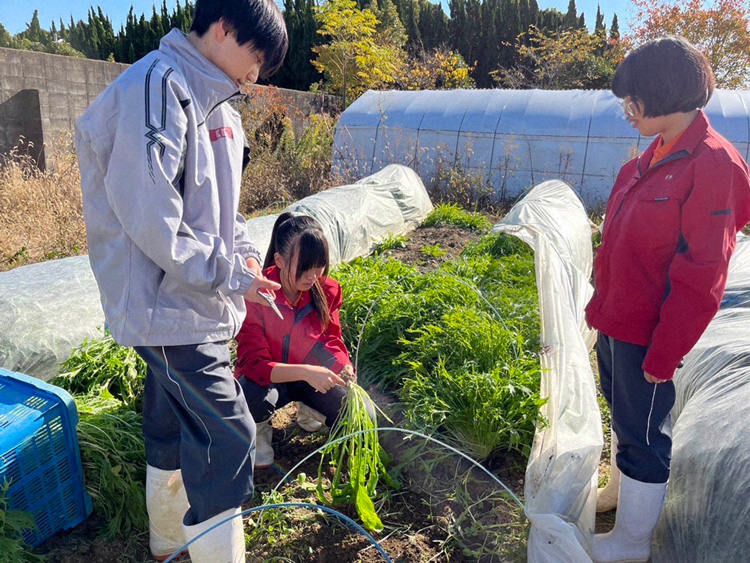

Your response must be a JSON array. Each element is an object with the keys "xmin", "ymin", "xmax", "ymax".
[{"xmin": 32, "ymin": 208, "xmax": 539, "ymax": 563}]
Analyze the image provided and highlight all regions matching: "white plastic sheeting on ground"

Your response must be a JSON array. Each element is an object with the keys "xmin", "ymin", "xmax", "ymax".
[
  {"xmin": 0, "ymin": 164, "xmax": 432, "ymax": 382},
  {"xmin": 333, "ymin": 89, "xmax": 750, "ymax": 208},
  {"xmin": 651, "ymin": 235, "xmax": 750, "ymax": 562},
  {"xmin": 494, "ymin": 180, "xmax": 600, "ymax": 562}
]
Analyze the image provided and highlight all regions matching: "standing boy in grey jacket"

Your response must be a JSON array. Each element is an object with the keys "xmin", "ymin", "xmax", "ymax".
[{"xmin": 75, "ymin": 1, "xmax": 288, "ymax": 561}]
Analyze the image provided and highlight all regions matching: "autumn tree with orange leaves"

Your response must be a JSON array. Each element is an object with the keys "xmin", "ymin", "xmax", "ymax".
[{"xmin": 628, "ymin": 0, "xmax": 750, "ymax": 88}]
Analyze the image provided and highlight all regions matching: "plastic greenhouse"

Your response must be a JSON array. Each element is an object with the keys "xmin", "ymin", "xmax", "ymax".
[{"xmin": 332, "ymin": 89, "xmax": 750, "ymax": 207}]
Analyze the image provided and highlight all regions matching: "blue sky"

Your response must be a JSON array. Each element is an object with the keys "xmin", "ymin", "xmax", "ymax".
[{"xmin": 2, "ymin": 0, "xmax": 633, "ymax": 36}]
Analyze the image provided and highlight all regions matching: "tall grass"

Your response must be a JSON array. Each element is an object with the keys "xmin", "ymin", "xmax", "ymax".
[{"xmin": 0, "ymin": 137, "xmax": 86, "ymax": 272}]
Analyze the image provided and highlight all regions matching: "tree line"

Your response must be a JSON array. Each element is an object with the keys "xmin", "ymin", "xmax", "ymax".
[{"xmin": 0, "ymin": 0, "xmax": 621, "ymax": 89}]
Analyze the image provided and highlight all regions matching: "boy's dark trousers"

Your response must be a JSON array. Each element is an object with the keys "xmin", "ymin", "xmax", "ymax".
[{"xmin": 135, "ymin": 341, "xmax": 256, "ymax": 525}]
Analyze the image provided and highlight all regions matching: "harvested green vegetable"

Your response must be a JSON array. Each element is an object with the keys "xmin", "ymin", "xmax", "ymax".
[
  {"xmin": 56, "ymin": 332, "xmax": 146, "ymax": 410},
  {"xmin": 0, "ymin": 482, "xmax": 45, "ymax": 563},
  {"xmin": 316, "ymin": 383, "xmax": 396, "ymax": 532},
  {"xmin": 75, "ymin": 392, "xmax": 148, "ymax": 538}
]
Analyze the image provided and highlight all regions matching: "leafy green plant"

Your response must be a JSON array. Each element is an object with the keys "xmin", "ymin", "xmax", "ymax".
[
  {"xmin": 0, "ymin": 482, "xmax": 45, "ymax": 563},
  {"xmin": 372, "ymin": 233, "xmax": 408, "ymax": 255},
  {"xmin": 316, "ymin": 383, "xmax": 397, "ymax": 532},
  {"xmin": 75, "ymin": 393, "xmax": 148, "ymax": 538},
  {"xmin": 401, "ymin": 361, "xmax": 545, "ymax": 460},
  {"xmin": 420, "ymin": 243, "xmax": 447, "ymax": 257},
  {"xmin": 55, "ymin": 332, "xmax": 146, "ymax": 410},
  {"xmin": 422, "ymin": 203, "xmax": 492, "ymax": 232}
]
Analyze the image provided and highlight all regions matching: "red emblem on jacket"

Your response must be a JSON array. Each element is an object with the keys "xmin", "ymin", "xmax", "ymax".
[{"xmin": 209, "ymin": 127, "xmax": 234, "ymax": 142}]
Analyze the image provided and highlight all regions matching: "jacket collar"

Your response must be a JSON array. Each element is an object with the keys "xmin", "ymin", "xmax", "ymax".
[
  {"xmin": 638, "ymin": 110, "xmax": 711, "ymax": 174},
  {"xmin": 159, "ymin": 29, "xmax": 241, "ymax": 122}
]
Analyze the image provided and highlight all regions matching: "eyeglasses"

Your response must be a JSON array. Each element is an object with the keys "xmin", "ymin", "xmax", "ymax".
[{"xmin": 620, "ymin": 99, "xmax": 636, "ymax": 117}]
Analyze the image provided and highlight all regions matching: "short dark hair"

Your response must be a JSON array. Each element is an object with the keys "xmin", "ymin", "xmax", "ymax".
[
  {"xmin": 612, "ymin": 36, "xmax": 715, "ymax": 117},
  {"xmin": 191, "ymin": 0, "xmax": 288, "ymax": 78}
]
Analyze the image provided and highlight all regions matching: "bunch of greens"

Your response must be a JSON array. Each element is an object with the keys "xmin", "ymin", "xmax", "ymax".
[
  {"xmin": 0, "ymin": 483, "xmax": 44, "ymax": 563},
  {"xmin": 316, "ymin": 383, "xmax": 396, "ymax": 532},
  {"xmin": 55, "ymin": 332, "xmax": 146, "ymax": 410},
  {"xmin": 75, "ymin": 393, "xmax": 148, "ymax": 538}
]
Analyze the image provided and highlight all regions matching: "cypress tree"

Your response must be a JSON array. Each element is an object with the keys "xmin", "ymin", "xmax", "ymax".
[
  {"xmin": 563, "ymin": 0, "xmax": 577, "ymax": 29},
  {"xmin": 595, "ymin": 4, "xmax": 605, "ymax": 32},
  {"xmin": 610, "ymin": 13, "xmax": 620, "ymax": 40},
  {"xmin": 577, "ymin": 13, "xmax": 586, "ymax": 29}
]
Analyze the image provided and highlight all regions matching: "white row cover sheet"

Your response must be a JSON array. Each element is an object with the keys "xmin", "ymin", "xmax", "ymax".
[
  {"xmin": 494, "ymin": 180, "xmax": 600, "ymax": 562},
  {"xmin": 0, "ymin": 164, "xmax": 432, "ymax": 381},
  {"xmin": 334, "ymin": 89, "xmax": 750, "ymax": 208},
  {"xmin": 652, "ymin": 235, "xmax": 750, "ymax": 562}
]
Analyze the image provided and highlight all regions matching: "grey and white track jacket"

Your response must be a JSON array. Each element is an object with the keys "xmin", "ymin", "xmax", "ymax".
[{"xmin": 76, "ymin": 29, "xmax": 260, "ymax": 346}]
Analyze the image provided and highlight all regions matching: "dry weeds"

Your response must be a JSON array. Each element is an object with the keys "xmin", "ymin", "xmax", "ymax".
[{"xmin": 0, "ymin": 136, "xmax": 87, "ymax": 272}]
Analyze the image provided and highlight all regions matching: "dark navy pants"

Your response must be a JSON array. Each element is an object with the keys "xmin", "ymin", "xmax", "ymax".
[
  {"xmin": 596, "ymin": 332, "xmax": 675, "ymax": 484},
  {"xmin": 240, "ymin": 377, "xmax": 348, "ymax": 427},
  {"xmin": 135, "ymin": 342, "xmax": 255, "ymax": 525}
]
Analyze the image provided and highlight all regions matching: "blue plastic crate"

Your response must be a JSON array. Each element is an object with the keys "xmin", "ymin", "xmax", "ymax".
[{"xmin": 0, "ymin": 368, "xmax": 92, "ymax": 547}]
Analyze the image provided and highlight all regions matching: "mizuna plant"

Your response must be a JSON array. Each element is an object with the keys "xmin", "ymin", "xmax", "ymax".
[
  {"xmin": 316, "ymin": 382, "xmax": 396, "ymax": 532},
  {"xmin": 55, "ymin": 331, "xmax": 146, "ymax": 410},
  {"xmin": 75, "ymin": 393, "xmax": 148, "ymax": 538},
  {"xmin": 0, "ymin": 483, "xmax": 44, "ymax": 563}
]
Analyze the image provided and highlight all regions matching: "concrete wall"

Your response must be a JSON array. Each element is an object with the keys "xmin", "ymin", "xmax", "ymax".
[
  {"xmin": 0, "ymin": 47, "xmax": 338, "ymax": 170},
  {"xmin": 0, "ymin": 48, "xmax": 128, "ymax": 168}
]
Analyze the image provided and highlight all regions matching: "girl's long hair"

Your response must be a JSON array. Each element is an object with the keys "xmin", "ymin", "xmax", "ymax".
[{"xmin": 265, "ymin": 212, "xmax": 331, "ymax": 329}]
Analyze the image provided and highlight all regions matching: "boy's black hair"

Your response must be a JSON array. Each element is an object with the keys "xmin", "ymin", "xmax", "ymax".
[
  {"xmin": 266, "ymin": 212, "xmax": 331, "ymax": 328},
  {"xmin": 191, "ymin": 0, "xmax": 288, "ymax": 78},
  {"xmin": 612, "ymin": 36, "xmax": 715, "ymax": 117}
]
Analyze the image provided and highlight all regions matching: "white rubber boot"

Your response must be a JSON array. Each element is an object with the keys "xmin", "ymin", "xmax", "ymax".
[
  {"xmin": 255, "ymin": 419, "xmax": 274, "ymax": 469},
  {"xmin": 182, "ymin": 506, "xmax": 245, "ymax": 563},
  {"xmin": 597, "ymin": 430, "xmax": 621, "ymax": 513},
  {"xmin": 146, "ymin": 465, "xmax": 190, "ymax": 562},
  {"xmin": 591, "ymin": 473, "xmax": 667, "ymax": 563},
  {"xmin": 296, "ymin": 402, "xmax": 326, "ymax": 432}
]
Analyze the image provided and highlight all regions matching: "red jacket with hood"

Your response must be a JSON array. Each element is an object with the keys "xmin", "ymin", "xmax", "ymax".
[
  {"xmin": 585, "ymin": 111, "xmax": 750, "ymax": 380},
  {"xmin": 235, "ymin": 265, "xmax": 352, "ymax": 386}
]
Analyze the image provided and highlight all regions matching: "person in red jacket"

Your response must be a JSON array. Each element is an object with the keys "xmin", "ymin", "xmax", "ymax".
[
  {"xmin": 585, "ymin": 37, "xmax": 750, "ymax": 563},
  {"xmin": 235, "ymin": 212, "xmax": 361, "ymax": 468}
]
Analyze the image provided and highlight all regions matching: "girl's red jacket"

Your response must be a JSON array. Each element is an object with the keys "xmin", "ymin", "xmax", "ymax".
[
  {"xmin": 235, "ymin": 266, "xmax": 352, "ymax": 386},
  {"xmin": 585, "ymin": 111, "xmax": 750, "ymax": 380}
]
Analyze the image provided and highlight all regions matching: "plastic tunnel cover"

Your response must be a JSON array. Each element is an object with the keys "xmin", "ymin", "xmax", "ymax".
[
  {"xmin": 651, "ymin": 235, "xmax": 750, "ymax": 562},
  {"xmin": 0, "ymin": 164, "xmax": 433, "ymax": 382},
  {"xmin": 494, "ymin": 179, "xmax": 600, "ymax": 562}
]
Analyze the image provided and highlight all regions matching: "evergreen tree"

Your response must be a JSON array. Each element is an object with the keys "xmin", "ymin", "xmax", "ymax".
[
  {"xmin": 21, "ymin": 10, "xmax": 48, "ymax": 44},
  {"xmin": 0, "ymin": 23, "xmax": 13, "ymax": 47},
  {"xmin": 578, "ymin": 13, "xmax": 586, "ymax": 29},
  {"xmin": 595, "ymin": 4, "xmax": 605, "ymax": 32},
  {"xmin": 610, "ymin": 13, "xmax": 620, "ymax": 40},
  {"xmin": 563, "ymin": 0, "xmax": 578, "ymax": 29},
  {"xmin": 538, "ymin": 7, "xmax": 564, "ymax": 32}
]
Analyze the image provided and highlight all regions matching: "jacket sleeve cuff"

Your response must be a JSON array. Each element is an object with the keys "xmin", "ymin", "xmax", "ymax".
[
  {"xmin": 233, "ymin": 266, "xmax": 256, "ymax": 296},
  {"xmin": 642, "ymin": 352, "xmax": 679, "ymax": 381},
  {"xmin": 243, "ymin": 360, "xmax": 276, "ymax": 387}
]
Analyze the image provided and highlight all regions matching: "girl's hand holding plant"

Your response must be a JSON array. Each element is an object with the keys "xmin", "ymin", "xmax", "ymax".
[
  {"xmin": 339, "ymin": 364, "xmax": 356, "ymax": 384},
  {"xmin": 305, "ymin": 365, "xmax": 346, "ymax": 393}
]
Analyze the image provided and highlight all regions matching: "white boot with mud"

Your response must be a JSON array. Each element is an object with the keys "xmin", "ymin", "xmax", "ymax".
[
  {"xmin": 182, "ymin": 506, "xmax": 245, "ymax": 563},
  {"xmin": 597, "ymin": 431, "xmax": 621, "ymax": 513},
  {"xmin": 146, "ymin": 465, "xmax": 190, "ymax": 562},
  {"xmin": 255, "ymin": 419, "xmax": 274, "ymax": 469},
  {"xmin": 296, "ymin": 402, "xmax": 326, "ymax": 432},
  {"xmin": 591, "ymin": 473, "xmax": 667, "ymax": 563}
]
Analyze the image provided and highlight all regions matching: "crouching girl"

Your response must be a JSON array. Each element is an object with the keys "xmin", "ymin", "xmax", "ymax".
[{"xmin": 235, "ymin": 212, "xmax": 367, "ymax": 467}]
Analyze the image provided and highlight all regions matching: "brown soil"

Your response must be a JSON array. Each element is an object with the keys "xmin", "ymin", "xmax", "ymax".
[{"xmin": 38, "ymin": 221, "xmax": 531, "ymax": 563}]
